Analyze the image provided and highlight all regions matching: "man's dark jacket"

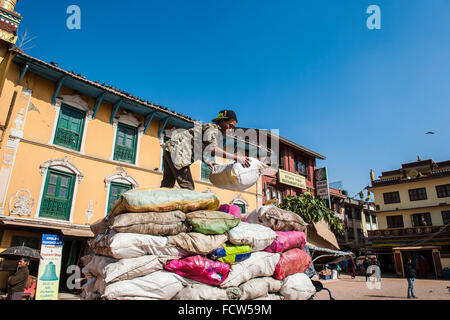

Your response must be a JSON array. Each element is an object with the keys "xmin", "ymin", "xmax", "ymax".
[
  {"xmin": 405, "ymin": 262, "xmax": 416, "ymax": 279},
  {"xmin": 8, "ymin": 266, "xmax": 29, "ymax": 293}
]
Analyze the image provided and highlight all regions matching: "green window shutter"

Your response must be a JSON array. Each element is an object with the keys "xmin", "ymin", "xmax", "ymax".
[
  {"xmin": 236, "ymin": 203, "xmax": 246, "ymax": 214},
  {"xmin": 107, "ymin": 182, "xmax": 132, "ymax": 214},
  {"xmin": 201, "ymin": 163, "xmax": 211, "ymax": 181},
  {"xmin": 114, "ymin": 123, "xmax": 138, "ymax": 164},
  {"xmin": 54, "ymin": 104, "xmax": 86, "ymax": 151},
  {"xmin": 39, "ymin": 169, "xmax": 75, "ymax": 221}
]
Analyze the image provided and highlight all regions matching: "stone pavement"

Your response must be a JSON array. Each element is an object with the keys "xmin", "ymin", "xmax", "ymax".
[{"xmin": 314, "ymin": 274, "xmax": 450, "ymax": 300}]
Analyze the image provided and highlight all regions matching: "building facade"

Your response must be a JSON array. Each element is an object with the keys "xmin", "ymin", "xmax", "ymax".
[
  {"xmin": 367, "ymin": 159, "xmax": 450, "ymax": 278},
  {"xmin": 0, "ymin": 2, "xmax": 265, "ymax": 293},
  {"xmin": 330, "ymin": 187, "xmax": 377, "ymax": 254}
]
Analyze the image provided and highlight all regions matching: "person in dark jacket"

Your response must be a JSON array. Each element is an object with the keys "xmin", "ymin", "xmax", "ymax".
[
  {"xmin": 363, "ymin": 257, "xmax": 371, "ymax": 281},
  {"xmin": 7, "ymin": 257, "xmax": 30, "ymax": 300},
  {"xmin": 405, "ymin": 258, "xmax": 417, "ymax": 299}
]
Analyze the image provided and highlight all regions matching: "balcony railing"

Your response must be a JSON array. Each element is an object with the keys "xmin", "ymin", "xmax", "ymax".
[{"xmin": 368, "ymin": 225, "xmax": 450, "ymax": 239}]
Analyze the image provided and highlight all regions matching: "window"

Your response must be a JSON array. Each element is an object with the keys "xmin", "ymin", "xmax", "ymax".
[
  {"xmin": 442, "ymin": 211, "xmax": 450, "ymax": 225},
  {"xmin": 39, "ymin": 169, "xmax": 75, "ymax": 221},
  {"xmin": 409, "ymin": 188, "xmax": 427, "ymax": 201},
  {"xmin": 114, "ymin": 123, "xmax": 138, "ymax": 164},
  {"xmin": 386, "ymin": 215, "xmax": 404, "ymax": 229},
  {"xmin": 201, "ymin": 163, "xmax": 211, "ymax": 181},
  {"xmin": 411, "ymin": 213, "xmax": 432, "ymax": 227},
  {"xmin": 236, "ymin": 203, "xmax": 246, "ymax": 214},
  {"xmin": 348, "ymin": 228, "xmax": 355, "ymax": 240},
  {"xmin": 365, "ymin": 213, "xmax": 371, "ymax": 223},
  {"xmin": 294, "ymin": 158, "xmax": 308, "ymax": 176},
  {"xmin": 383, "ymin": 191, "xmax": 400, "ymax": 204},
  {"xmin": 436, "ymin": 184, "xmax": 450, "ymax": 198},
  {"xmin": 107, "ymin": 182, "xmax": 132, "ymax": 214},
  {"xmin": 354, "ymin": 210, "xmax": 362, "ymax": 220},
  {"xmin": 371, "ymin": 215, "xmax": 377, "ymax": 224},
  {"xmin": 346, "ymin": 207, "xmax": 353, "ymax": 219},
  {"xmin": 53, "ymin": 104, "xmax": 86, "ymax": 151}
]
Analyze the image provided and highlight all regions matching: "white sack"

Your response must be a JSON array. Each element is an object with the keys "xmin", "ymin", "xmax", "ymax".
[
  {"xmin": 220, "ymin": 252, "xmax": 280, "ymax": 288},
  {"xmin": 88, "ymin": 231, "xmax": 188, "ymax": 259},
  {"xmin": 173, "ymin": 284, "xmax": 241, "ymax": 300},
  {"xmin": 227, "ymin": 222, "xmax": 277, "ymax": 251},
  {"xmin": 280, "ymin": 273, "xmax": 316, "ymax": 300},
  {"xmin": 104, "ymin": 271, "xmax": 189, "ymax": 300},
  {"xmin": 254, "ymin": 294, "xmax": 285, "ymax": 300},
  {"xmin": 209, "ymin": 158, "xmax": 266, "ymax": 191},
  {"xmin": 239, "ymin": 277, "xmax": 282, "ymax": 300}
]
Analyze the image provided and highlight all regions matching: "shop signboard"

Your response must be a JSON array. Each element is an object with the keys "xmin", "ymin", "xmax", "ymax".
[
  {"xmin": 315, "ymin": 167, "xmax": 331, "ymax": 208},
  {"xmin": 35, "ymin": 234, "xmax": 63, "ymax": 300},
  {"xmin": 279, "ymin": 169, "xmax": 306, "ymax": 189}
]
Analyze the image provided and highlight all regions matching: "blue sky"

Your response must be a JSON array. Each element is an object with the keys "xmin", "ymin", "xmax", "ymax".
[{"xmin": 15, "ymin": 0, "xmax": 450, "ymax": 198}]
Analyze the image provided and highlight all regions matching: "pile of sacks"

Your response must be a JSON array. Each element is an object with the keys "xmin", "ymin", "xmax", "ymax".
[{"xmin": 81, "ymin": 188, "xmax": 317, "ymax": 300}]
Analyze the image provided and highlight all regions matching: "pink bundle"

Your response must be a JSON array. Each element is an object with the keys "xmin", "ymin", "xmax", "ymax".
[
  {"xmin": 165, "ymin": 255, "xmax": 230, "ymax": 286},
  {"xmin": 218, "ymin": 204, "xmax": 242, "ymax": 219},
  {"xmin": 264, "ymin": 231, "xmax": 306, "ymax": 253},
  {"xmin": 273, "ymin": 248, "xmax": 311, "ymax": 281}
]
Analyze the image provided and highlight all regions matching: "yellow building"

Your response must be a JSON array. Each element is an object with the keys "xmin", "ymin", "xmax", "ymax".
[
  {"xmin": 367, "ymin": 159, "xmax": 450, "ymax": 278},
  {"xmin": 0, "ymin": 2, "xmax": 266, "ymax": 293}
]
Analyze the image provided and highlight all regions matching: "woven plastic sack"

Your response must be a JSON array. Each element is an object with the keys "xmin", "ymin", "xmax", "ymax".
[
  {"xmin": 173, "ymin": 284, "xmax": 241, "ymax": 300},
  {"xmin": 210, "ymin": 243, "xmax": 252, "ymax": 264},
  {"xmin": 218, "ymin": 204, "xmax": 242, "ymax": 219},
  {"xmin": 168, "ymin": 233, "xmax": 228, "ymax": 255},
  {"xmin": 227, "ymin": 222, "xmax": 277, "ymax": 251},
  {"xmin": 246, "ymin": 206, "xmax": 308, "ymax": 232},
  {"xmin": 280, "ymin": 273, "xmax": 316, "ymax": 300},
  {"xmin": 103, "ymin": 255, "xmax": 167, "ymax": 283},
  {"xmin": 109, "ymin": 188, "xmax": 220, "ymax": 217},
  {"xmin": 109, "ymin": 211, "xmax": 188, "ymax": 236},
  {"xmin": 220, "ymin": 252, "xmax": 280, "ymax": 288},
  {"xmin": 209, "ymin": 158, "xmax": 267, "ymax": 191},
  {"xmin": 103, "ymin": 270, "xmax": 189, "ymax": 300},
  {"xmin": 165, "ymin": 255, "xmax": 230, "ymax": 286},
  {"xmin": 273, "ymin": 248, "xmax": 312, "ymax": 281},
  {"xmin": 239, "ymin": 277, "xmax": 282, "ymax": 300},
  {"xmin": 186, "ymin": 211, "xmax": 241, "ymax": 235},
  {"xmin": 264, "ymin": 231, "xmax": 306, "ymax": 253},
  {"xmin": 88, "ymin": 231, "xmax": 188, "ymax": 260}
]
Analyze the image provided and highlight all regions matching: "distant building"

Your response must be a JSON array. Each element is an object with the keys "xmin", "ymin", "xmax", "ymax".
[
  {"xmin": 329, "ymin": 187, "xmax": 377, "ymax": 254},
  {"xmin": 367, "ymin": 159, "xmax": 450, "ymax": 278}
]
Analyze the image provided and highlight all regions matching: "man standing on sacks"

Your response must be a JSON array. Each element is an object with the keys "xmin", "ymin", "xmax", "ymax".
[{"xmin": 161, "ymin": 110, "xmax": 251, "ymax": 190}]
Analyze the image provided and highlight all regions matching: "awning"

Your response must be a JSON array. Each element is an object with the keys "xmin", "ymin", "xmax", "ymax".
[
  {"xmin": 306, "ymin": 220, "xmax": 340, "ymax": 251},
  {"xmin": 0, "ymin": 217, "xmax": 94, "ymax": 238},
  {"xmin": 307, "ymin": 245, "xmax": 355, "ymax": 265}
]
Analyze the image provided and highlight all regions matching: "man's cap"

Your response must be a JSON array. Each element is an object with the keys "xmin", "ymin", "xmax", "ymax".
[{"xmin": 212, "ymin": 110, "xmax": 238, "ymax": 123}]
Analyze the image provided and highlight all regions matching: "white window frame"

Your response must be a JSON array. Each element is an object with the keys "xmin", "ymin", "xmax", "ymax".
[
  {"xmin": 34, "ymin": 157, "xmax": 83, "ymax": 223},
  {"xmin": 110, "ymin": 112, "xmax": 144, "ymax": 165},
  {"xmin": 49, "ymin": 95, "xmax": 93, "ymax": 153},
  {"xmin": 104, "ymin": 170, "xmax": 139, "ymax": 216}
]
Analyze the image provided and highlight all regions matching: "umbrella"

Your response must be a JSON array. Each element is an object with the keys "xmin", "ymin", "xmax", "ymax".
[{"xmin": 0, "ymin": 246, "xmax": 43, "ymax": 261}]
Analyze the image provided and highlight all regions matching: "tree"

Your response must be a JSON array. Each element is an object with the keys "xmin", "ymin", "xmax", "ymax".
[{"xmin": 279, "ymin": 192, "xmax": 346, "ymax": 236}]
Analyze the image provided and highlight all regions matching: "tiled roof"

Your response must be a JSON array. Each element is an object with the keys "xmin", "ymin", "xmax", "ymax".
[{"xmin": 10, "ymin": 46, "xmax": 196, "ymax": 124}]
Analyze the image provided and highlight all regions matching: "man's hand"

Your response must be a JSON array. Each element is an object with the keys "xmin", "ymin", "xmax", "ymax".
[
  {"xmin": 236, "ymin": 156, "xmax": 251, "ymax": 168},
  {"xmin": 207, "ymin": 162, "xmax": 217, "ymax": 170}
]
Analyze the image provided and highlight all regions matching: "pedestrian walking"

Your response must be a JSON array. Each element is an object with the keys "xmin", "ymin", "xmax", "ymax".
[
  {"xmin": 405, "ymin": 258, "xmax": 418, "ymax": 299},
  {"xmin": 349, "ymin": 258, "xmax": 356, "ymax": 279},
  {"xmin": 7, "ymin": 257, "xmax": 29, "ymax": 300},
  {"xmin": 363, "ymin": 257, "xmax": 371, "ymax": 282}
]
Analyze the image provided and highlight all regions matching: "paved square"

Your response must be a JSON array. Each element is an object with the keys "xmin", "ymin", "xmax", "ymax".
[{"xmin": 314, "ymin": 275, "xmax": 450, "ymax": 300}]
